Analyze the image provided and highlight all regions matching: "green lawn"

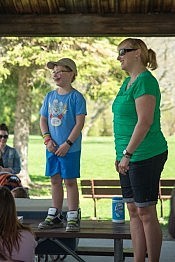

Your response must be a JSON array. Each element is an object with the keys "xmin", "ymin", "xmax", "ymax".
[{"xmin": 10, "ymin": 135, "xmax": 174, "ymax": 224}]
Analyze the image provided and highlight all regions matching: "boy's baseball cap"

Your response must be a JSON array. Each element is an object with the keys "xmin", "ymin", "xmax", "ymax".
[{"xmin": 47, "ymin": 58, "xmax": 77, "ymax": 76}]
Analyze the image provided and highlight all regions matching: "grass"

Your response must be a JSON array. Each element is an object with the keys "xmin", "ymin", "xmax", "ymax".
[
  {"xmin": 9, "ymin": 135, "xmax": 174, "ymax": 226},
  {"xmin": 27, "ymin": 135, "xmax": 175, "ymax": 182}
]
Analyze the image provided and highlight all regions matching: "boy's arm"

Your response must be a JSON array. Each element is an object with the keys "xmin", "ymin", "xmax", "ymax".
[
  {"xmin": 40, "ymin": 115, "xmax": 57, "ymax": 153},
  {"xmin": 40, "ymin": 115, "xmax": 49, "ymax": 135},
  {"xmin": 67, "ymin": 114, "xmax": 85, "ymax": 143}
]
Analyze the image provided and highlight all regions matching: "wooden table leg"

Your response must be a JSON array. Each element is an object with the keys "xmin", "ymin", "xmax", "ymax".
[{"xmin": 114, "ymin": 239, "xmax": 123, "ymax": 262}]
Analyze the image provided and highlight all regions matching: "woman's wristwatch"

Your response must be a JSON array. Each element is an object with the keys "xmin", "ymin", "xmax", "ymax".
[{"xmin": 123, "ymin": 149, "xmax": 132, "ymax": 158}]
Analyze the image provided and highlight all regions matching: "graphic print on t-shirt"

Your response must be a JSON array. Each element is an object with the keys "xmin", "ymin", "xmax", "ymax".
[{"xmin": 49, "ymin": 99, "xmax": 67, "ymax": 126}]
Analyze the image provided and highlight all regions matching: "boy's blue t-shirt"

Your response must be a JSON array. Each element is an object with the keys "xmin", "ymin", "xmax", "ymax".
[{"xmin": 40, "ymin": 88, "xmax": 87, "ymax": 153}]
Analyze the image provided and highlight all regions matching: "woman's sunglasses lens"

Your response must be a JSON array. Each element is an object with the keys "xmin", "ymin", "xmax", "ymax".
[
  {"xmin": 119, "ymin": 49, "xmax": 125, "ymax": 56},
  {"xmin": 0, "ymin": 135, "xmax": 8, "ymax": 139}
]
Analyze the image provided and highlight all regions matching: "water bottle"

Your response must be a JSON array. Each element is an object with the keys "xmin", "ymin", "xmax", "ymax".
[{"xmin": 112, "ymin": 196, "xmax": 125, "ymax": 223}]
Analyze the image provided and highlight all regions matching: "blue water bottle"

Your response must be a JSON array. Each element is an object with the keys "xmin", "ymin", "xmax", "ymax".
[{"xmin": 112, "ymin": 196, "xmax": 125, "ymax": 223}]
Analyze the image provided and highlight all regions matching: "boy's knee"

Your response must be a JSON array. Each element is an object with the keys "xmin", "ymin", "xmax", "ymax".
[
  {"xmin": 64, "ymin": 178, "xmax": 77, "ymax": 187},
  {"xmin": 51, "ymin": 174, "xmax": 62, "ymax": 185}
]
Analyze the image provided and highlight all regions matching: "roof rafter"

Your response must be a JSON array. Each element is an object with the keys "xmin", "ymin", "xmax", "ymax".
[{"xmin": 0, "ymin": 14, "xmax": 175, "ymax": 36}]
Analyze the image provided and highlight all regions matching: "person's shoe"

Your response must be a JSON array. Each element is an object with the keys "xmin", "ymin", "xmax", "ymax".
[
  {"xmin": 66, "ymin": 208, "xmax": 81, "ymax": 232},
  {"xmin": 38, "ymin": 207, "xmax": 64, "ymax": 229}
]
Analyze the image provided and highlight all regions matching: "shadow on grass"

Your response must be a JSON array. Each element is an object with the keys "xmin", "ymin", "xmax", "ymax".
[{"xmin": 30, "ymin": 174, "xmax": 50, "ymax": 184}]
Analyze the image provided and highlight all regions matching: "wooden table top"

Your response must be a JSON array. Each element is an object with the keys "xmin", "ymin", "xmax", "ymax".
[{"xmin": 25, "ymin": 220, "xmax": 131, "ymax": 240}]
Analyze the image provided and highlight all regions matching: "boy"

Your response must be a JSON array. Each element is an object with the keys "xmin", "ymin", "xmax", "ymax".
[{"xmin": 38, "ymin": 58, "xmax": 86, "ymax": 232}]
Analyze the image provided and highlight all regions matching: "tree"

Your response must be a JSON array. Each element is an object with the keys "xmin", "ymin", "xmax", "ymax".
[
  {"xmin": 0, "ymin": 37, "xmax": 53, "ymax": 185},
  {"xmin": 141, "ymin": 37, "xmax": 175, "ymax": 136},
  {"xmin": 0, "ymin": 36, "xmax": 124, "ymax": 185}
]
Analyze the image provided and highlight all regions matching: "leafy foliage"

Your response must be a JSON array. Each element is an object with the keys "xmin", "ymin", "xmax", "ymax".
[{"xmin": 0, "ymin": 36, "xmax": 125, "ymax": 134}]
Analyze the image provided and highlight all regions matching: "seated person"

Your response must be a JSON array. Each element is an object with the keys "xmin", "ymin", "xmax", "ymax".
[
  {"xmin": 0, "ymin": 123, "xmax": 21, "ymax": 174},
  {"xmin": 0, "ymin": 251, "xmax": 14, "ymax": 261},
  {"xmin": 11, "ymin": 186, "xmax": 29, "ymax": 198},
  {"xmin": 0, "ymin": 251, "xmax": 9, "ymax": 260},
  {"xmin": 0, "ymin": 173, "xmax": 22, "ymax": 191},
  {"xmin": 0, "ymin": 186, "xmax": 37, "ymax": 261}
]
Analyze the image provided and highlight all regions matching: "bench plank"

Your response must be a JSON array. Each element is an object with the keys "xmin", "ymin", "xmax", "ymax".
[
  {"xmin": 81, "ymin": 188, "xmax": 122, "ymax": 196},
  {"xmin": 76, "ymin": 246, "xmax": 148, "ymax": 258}
]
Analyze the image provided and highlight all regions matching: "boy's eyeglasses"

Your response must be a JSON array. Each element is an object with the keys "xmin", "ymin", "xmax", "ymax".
[
  {"xmin": 52, "ymin": 70, "xmax": 71, "ymax": 75},
  {"xmin": 0, "ymin": 135, "xmax": 8, "ymax": 139},
  {"xmin": 118, "ymin": 48, "xmax": 137, "ymax": 56}
]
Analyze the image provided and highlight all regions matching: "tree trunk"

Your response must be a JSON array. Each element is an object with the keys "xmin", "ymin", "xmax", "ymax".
[{"xmin": 13, "ymin": 67, "xmax": 32, "ymax": 186}]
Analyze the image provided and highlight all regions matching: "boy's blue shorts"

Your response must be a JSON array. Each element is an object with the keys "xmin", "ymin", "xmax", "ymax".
[{"xmin": 45, "ymin": 151, "xmax": 81, "ymax": 179}]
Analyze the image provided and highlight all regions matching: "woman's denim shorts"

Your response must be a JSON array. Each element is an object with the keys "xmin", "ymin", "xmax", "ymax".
[{"xmin": 119, "ymin": 150, "xmax": 168, "ymax": 207}]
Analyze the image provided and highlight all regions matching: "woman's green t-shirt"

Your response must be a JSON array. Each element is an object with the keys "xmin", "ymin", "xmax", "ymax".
[{"xmin": 112, "ymin": 70, "xmax": 167, "ymax": 162}]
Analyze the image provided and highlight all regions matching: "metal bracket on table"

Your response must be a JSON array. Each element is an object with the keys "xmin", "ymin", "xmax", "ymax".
[{"xmin": 37, "ymin": 238, "xmax": 85, "ymax": 262}]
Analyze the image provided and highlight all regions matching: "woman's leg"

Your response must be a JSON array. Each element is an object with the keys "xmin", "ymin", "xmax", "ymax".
[
  {"xmin": 127, "ymin": 152, "xmax": 167, "ymax": 261},
  {"xmin": 51, "ymin": 174, "xmax": 63, "ymax": 210},
  {"xmin": 138, "ymin": 205, "xmax": 162, "ymax": 262},
  {"xmin": 127, "ymin": 202, "xmax": 147, "ymax": 262}
]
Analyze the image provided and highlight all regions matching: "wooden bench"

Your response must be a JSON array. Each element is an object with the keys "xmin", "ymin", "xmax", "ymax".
[
  {"xmin": 80, "ymin": 179, "xmax": 122, "ymax": 218},
  {"xmin": 159, "ymin": 178, "xmax": 175, "ymax": 217},
  {"xmin": 80, "ymin": 178, "xmax": 175, "ymax": 218}
]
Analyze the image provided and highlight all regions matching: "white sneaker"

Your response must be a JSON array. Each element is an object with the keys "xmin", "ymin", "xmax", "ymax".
[
  {"xmin": 38, "ymin": 207, "xmax": 64, "ymax": 229},
  {"xmin": 66, "ymin": 208, "xmax": 81, "ymax": 232}
]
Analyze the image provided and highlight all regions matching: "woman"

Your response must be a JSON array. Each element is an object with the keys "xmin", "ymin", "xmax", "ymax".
[
  {"xmin": 0, "ymin": 123, "xmax": 21, "ymax": 174},
  {"xmin": 112, "ymin": 38, "xmax": 168, "ymax": 262},
  {"xmin": 0, "ymin": 251, "xmax": 16, "ymax": 261},
  {"xmin": 0, "ymin": 186, "xmax": 37, "ymax": 261},
  {"xmin": 0, "ymin": 251, "xmax": 11, "ymax": 260}
]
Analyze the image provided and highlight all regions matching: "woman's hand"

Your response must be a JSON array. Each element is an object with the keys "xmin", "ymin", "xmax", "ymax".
[
  {"xmin": 115, "ymin": 160, "xmax": 120, "ymax": 173},
  {"xmin": 118, "ymin": 156, "xmax": 130, "ymax": 175}
]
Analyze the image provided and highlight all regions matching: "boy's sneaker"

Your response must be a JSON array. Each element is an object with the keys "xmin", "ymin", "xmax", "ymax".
[
  {"xmin": 38, "ymin": 207, "xmax": 64, "ymax": 229},
  {"xmin": 66, "ymin": 208, "xmax": 81, "ymax": 232}
]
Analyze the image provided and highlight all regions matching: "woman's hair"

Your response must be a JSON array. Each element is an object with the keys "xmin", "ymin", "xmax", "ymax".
[
  {"xmin": 0, "ymin": 251, "xmax": 9, "ymax": 260},
  {"xmin": 0, "ymin": 186, "xmax": 33, "ymax": 257},
  {"xmin": 0, "ymin": 123, "xmax": 9, "ymax": 134},
  {"xmin": 0, "ymin": 250, "xmax": 13, "ymax": 261},
  {"xmin": 118, "ymin": 38, "xmax": 158, "ymax": 70}
]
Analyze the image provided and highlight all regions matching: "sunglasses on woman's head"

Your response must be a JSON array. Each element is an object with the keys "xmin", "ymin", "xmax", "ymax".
[
  {"xmin": 0, "ymin": 135, "xmax": 8, "ymax": 139},
  {"xmin": 118, "ymin": 48, "xmax": 137, "ymax": 56}
]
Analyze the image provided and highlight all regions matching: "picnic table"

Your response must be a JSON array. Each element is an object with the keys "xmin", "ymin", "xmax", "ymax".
[{"xmin": 25, "ymin": 219, "xmax": 131, "ymax": 262}]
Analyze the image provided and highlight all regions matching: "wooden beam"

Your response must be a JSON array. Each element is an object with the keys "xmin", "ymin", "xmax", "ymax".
[{"xmin": 0, "ymin": 14, "xmax": 175, "ymax": 36}]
